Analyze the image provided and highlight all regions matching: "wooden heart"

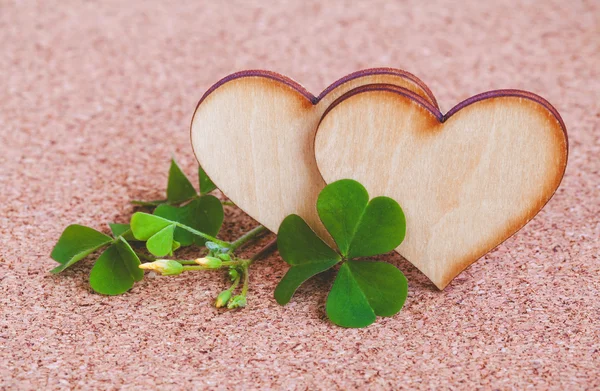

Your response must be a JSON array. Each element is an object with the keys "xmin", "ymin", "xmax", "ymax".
[
  {"xmin": 314, "ymin": 84, "xmax": 568, "ymax": 289},
  {"xmin": 191, "ymin": 69, "xmax": 438, "ymax": 240}
]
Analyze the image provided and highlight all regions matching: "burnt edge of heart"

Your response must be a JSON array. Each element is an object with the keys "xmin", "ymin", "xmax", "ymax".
[
  {"xmin": 192, "ymin": 68, "xmax": 439, "ymax": 109},
  {"xmin": 316, "ymin": 83, "xmax": 569, "ymax": 290},
  {"xmin": 320, "ymin": 83, "xmax": 568, "ymax": 150}
]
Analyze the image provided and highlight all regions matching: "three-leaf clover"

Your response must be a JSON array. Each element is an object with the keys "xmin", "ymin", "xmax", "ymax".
[
  {"xmin": 155, "ymin": 159, "xmax": 223, "ymax": 248},
  {"xmin": 89, "ymin": 237, "xmax": 143, "ymax": 295},
  {"xmin": 50, "ymin": 224, "xmax": 143, "ymax": 295},
  {"xmin": 275, "ymin": 179, "xmax": 408, "ymax": 328},
  {"xmin": 51, "ymin": 158, "xmax": 223, "ymax": 296},
  {"xmin": 132, "ymin": 159, "xmax": 224, "ymax": 250}
]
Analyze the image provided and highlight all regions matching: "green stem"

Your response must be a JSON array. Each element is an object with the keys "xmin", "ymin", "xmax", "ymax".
[
  {"xmin": 180, "ymin": 260, "xmax": 244, "ymax": 270},
  {"xmin": 181, "ymin": 265, "xmax": 214, "ymax": 271},
  {"xmin": 228, "ymin": 274, "xmax": 241, "ymax": 292},
  {"xmin": 221, "ymin": 200, "xmax": 236, "ymax": 206},
  {"xmin": 241, "ymin": 266, "xmax": 250, "ymax": 296},
  {"xmin": 175, "ymin": 260, "xmax": 199, "ymax": 265},
  {"xmin": 228, "ymin": 225, "xmax": 268, "ymax": 252}
]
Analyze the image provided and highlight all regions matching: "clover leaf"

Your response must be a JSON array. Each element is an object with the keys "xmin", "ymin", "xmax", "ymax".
[
  {"xmin": 50, "ymin": 225, "xmax": 113, "ymax": 273},
  {"xmin": 275, "ymin": 179, "xmax": 407, "ymax": 328},
  {"xmin": 89, "ymin": 237, "xmax": 143, "ymax": 295},
  {"xmin": 154, "ymin": 195, "xmax": 223, "ymax": 246},
  {"xmin": 130, "ymin": 213, "xmax": 176, "ymax": 257},
  {"xmin": 274, "ymin": 215, "xmax": 341, "ymax": 305},
  {"xmin": 317, "ymin": 179, "xmax": 406, "ymax": 258},
  {"xmin": 198, "ymin": 165, "xmax": 217, "ymax": 194},
  {"xmin": 146, "ymin": 224, "xmax": 176, "ymax": 257},
  {"xmin": 167, "ymin": 159, "xmax": 197, "ymax": 203}
]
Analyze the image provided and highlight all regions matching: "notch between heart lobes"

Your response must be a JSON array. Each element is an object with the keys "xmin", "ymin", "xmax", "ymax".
[{"xmin": 191, "ymin": 69, "xmax": 567, "ymax": 290}]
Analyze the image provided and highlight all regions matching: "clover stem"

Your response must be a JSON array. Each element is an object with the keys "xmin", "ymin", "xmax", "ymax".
[
  {"xmin": 175, "ymin": 260, "xmax": 200, "ymax": 265},
  {"xmin": 221, "ymin": 200, "xmax": 236, "ymax": 206},
  {"xmin": 181, "ymin": 265, "xmax": 214, "ymax": 271},
  {"xmin": 228, "ymin": 225, "xmax": 268, "ymax": 252},
  {"xmin": 241, "ymin": 265, "xmax": 250, "ymax": 296},
  {"xmin": 180, "ymin": 260, "xmax": 245, "ymax": 271},
  {"xmin": 228, "ymin": 273, "xmax": 241, "ymax": 292}
]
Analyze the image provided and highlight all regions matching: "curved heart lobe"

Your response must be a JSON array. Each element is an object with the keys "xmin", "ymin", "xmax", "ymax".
[
  {"xmin": 191, "ymin": 69, "xmax": 437, "ymax": 240},
  {"xmin": 315, "ymin": 85, "xmax": 567, "ymax": 289}
]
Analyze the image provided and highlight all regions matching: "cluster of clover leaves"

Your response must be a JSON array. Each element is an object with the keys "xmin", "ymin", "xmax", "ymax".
[{"xmin": 51, "ymin": 159, "xmax": 409, "ymax": 328}]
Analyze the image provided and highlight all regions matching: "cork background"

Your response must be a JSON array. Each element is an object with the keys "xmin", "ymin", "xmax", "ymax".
[{"xmin": 1, "ymin": 0, "xmax": 598, "ymax": 389}]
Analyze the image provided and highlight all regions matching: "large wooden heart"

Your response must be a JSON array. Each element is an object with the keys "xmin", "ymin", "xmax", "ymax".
[
  {"xmin": 314, "ymin": 84, "xmax": 568, "ymax": 289},
  {"xmin": 191, "ymin": 69, "xmax": 437, "ymax": 241}
]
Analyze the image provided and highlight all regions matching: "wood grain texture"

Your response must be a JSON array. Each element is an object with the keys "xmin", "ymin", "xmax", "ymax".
[
  {"xmin": 315, "ymin": 85, "xmax": 568, "ymax": 289},
  {"xmin": 191, "ymin": 69, "xmax": 437, "ymax": 241}
]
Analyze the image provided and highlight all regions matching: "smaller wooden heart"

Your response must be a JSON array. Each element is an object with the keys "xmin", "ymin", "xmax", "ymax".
[
  {"xmin": 191, "ymin": 69, "xmax": 437, "ymax": 242},
  {"xmin": 315, "ymin": 85, "xmax": 568, "ymax": 289}
]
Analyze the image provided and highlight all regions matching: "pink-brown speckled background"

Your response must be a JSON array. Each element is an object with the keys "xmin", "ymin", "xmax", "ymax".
[{"xmin": 1, "ymin": 1, "xmax": 598, "ymax": 389}]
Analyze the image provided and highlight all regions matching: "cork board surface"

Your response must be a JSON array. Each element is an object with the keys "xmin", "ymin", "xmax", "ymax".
[{"xmin": 1, "ymin": 1, "xmax": 598, "ymax": 389}]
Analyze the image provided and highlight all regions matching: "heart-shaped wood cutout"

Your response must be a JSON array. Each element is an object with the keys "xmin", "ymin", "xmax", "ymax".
[
  {"xmin": 191, "ymin": 69, "xmax": 438, "ymax": 241},
  {"xmin": 314, "ymin": 84, "xmax": 568, "ymax": 289}
]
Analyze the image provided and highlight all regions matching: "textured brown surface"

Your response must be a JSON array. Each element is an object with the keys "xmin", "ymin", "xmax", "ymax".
[{"xmin": 1, "ymin": 1, "xmax": 598, "ymax": 390}]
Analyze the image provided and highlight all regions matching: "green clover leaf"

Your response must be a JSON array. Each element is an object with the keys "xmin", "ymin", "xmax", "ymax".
[
  {"xmin": 326, "ymin": 261, "xmax": 408, "ymax": 328},
  {"xmin": 167, "ymin": 158, "xmax": 197, "ymax": 203},
  {"xmin": 198, "ymin": 165, "xmax": 217, "ymax": 194},
  {"xmin": 275, "ymin": 179, "xmax": 408, "ymax": 328},
  {"xmin": 89, "ymin": 237, "xmax": 143, "ymax": 295},
  {"xmin": 146, "ymin": 224, "xmax": 176, "ymax": 257},
  {"xmin": 274, "ymin": 215, "xmax": 341, "ymax": 305},
  {"xmin": 129, "ymin": 213, "xmax": 173, "ymax": 240},
  {"xmin": 50, "ymin": 225, "xmax": 113, "ymax": 273},
  {"xmin": 154, "ymin": 195, "xmax": 223, "ymax": 246},
  {"xmin": 130, "ymin": 213, "xmax": 176, "ymax": 256},
  {"xmin": 317, "ymin": 179, "xmax": 406, "ymax": 258}
]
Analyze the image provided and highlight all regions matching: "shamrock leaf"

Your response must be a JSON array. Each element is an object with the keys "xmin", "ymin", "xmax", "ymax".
[
  {"xmin": 130, "ymin": 213, "xmax": 177, "ymax": 257},
  {"xmin": 198, "ymin": 165, "xmax": 217, "ymax": 194},
  {"xmin": 275, "ymin": 179, "xmax": 408, "ymax": 328},
  {"xmin": 50, "ymin": 225, "xmax": 113, "ymax": 273},
  {"xmin": 317, "ymin": 179, "xmax": 406, "ymax": 258},
  {"xmin": 146, "ymin": 224, "xmax": 176, "ymax": 257},
  {"xmin": 167, "ymin": 158, "xmax": 197, "ymax": 203},
  {"xmin": 130, "ymin": 213, "xmax": 173, "ymax": 240},
  {"xmin": 89, "ymin": 237, "xmax": 143, "ymax": 295},
  {"xmin": 274, "ymin": 215, "xmax": 341, "ymax": 305},
  {"xmin": 326, "ymin": 260, "xmax": 408, "ymax": 328},
  {"xmin": 154, "ymin": 195, "xmax": 223, "ymax": 246}
]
